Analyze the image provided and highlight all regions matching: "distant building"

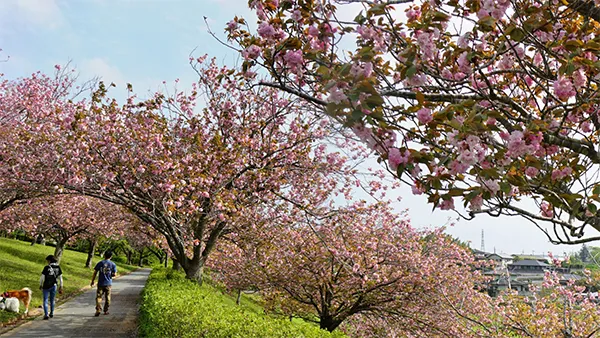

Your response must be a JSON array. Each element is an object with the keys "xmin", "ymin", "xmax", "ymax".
[
  {"xmin": 473, "ymin": 249, "xmax": 580, "ymax": 297},
  {"xmin": 472, "ymin": 249, "xmax": 513, "ymax": 267}
]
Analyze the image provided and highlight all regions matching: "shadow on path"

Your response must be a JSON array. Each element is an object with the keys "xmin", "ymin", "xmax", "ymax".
[{"xmin": 1, "ymin": 268, "xmax": 151, "ymax": 338}]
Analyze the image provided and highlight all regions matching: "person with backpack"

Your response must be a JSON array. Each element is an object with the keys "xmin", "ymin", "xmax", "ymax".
[
  {"xmin": 90, "ymin": 251, "xmax": 117, "ymax": 316},
  {"xmin": 39, "ymin": 255, "xmax": 63, "ymax": 320}
]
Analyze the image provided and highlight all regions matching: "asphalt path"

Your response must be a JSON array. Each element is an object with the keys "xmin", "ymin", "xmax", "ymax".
[{"xmin": 1, "ymin": 268, "xmax": 151, "ymax": 338}]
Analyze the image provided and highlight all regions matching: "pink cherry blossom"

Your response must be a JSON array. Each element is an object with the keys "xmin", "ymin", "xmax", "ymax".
[
  {"xmin": 439, "ymin": 198, "xmax": 455, "ymax": 210},
  {"xmin": 388, "ymin": 148, "xmax": 410, "ymax": 170},
  {"xmin": 525, "ymin": 166, "xmax": 539, "ymax": 177},
  {"xmin": 327, "ymin": 86, "xmax": 347, "ymax": 104},
  {"xmin": 257, "ymin": 22, "xmax": 277, "ymax": 39},
  {"xmin": 541, "ymin": 201, "xmax": 554, "ymax": 218},
  {"xmin": 242, "ymin": 45, "xmax": 262, "ymax": 60},
  {"xmin": 283, "ymin": 50, "xmax": 304, "ymax": 70},
  {"xmin": 417, "ymin": 107, "xmax": 433, "ymax": 124},
  {"xmin": 553, "ymin": 76, "xmax": 576, "ymax": 100}
]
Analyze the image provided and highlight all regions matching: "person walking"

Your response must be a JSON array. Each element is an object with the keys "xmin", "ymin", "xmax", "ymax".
[
  {"xmin": 90, "ymin": 251, "xmax": 117, "ymax": 316},
  {"xmin": 39, "ymin": 254, "xmax": 63, "ymax": 320}
]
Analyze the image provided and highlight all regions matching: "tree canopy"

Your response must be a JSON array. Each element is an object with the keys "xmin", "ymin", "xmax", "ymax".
[{"xmin": 224, "ymin": 0, "xmax": 600, "ymax": 244}]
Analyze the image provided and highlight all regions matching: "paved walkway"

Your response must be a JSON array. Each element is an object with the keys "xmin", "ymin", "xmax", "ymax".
[{"xmin": 1, "ymin": 268, "xmax": 151, "ymax": 338}]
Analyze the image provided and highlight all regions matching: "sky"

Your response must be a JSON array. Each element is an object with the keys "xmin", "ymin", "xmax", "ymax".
[{"xmin": 0, "ymin": 0, "xmax": 589, "ymax": 256}]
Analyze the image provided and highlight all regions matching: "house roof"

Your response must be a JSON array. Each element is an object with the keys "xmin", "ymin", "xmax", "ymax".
[
  {"xmin": 471, "ymin": 249, "xmax": 513, "ymax": 261},
  {"xmin": 510, "ymin": 259, "xmax": 551, "ymax": 267},
  {"xmin": 486, "ymin": 253, "xmax": 513, "ymax": 260},
  {"xmin": 561, "ymin": 273, "xmax": 583, "ymax": 281}
]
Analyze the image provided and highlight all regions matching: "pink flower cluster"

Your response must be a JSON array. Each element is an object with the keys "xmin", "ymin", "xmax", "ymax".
[
  {"xmin": 448, "ymin": 135, "xmax": 486, "ymax": 175},
  {"xmin": 416, "ymin": 107, "xmax": 432, "ymax": 124},
  {"xmin": 477, "ymin": 0, "xmax": 511, "ymax": 19},
  {"xmin": 551, "ymin": 167, "xmax": 572, "ymax": 181},
  {"xmin": 553, "ymin": 76, "xmax": 576, "ymax": 101},
  {"xmin": 242, "ymin": 45, "xmax": 262, "ymax": 60},
  {"xmin": 327, "ymin": 86, "xmax": 347, "ymax": 104},
  {"xmin": 350, "ymin": 62, "xmax": 373, "ymax": 79},
  {"xmin": 503, "ymin": 130, "xmax": 542, "ymax": 159},
  {"xmin": 283, "ymin": 50, "xmax": 304, "ymax": 72},
  {"xmin": 415, "ymin": 29, "xmax": 438, "ymax": 61},
  {"xmin": 439, "ymin": 198, "xmax": 455, "ymax": 210},
  {"xmin": 541, "ymin": 201, "xmax": 554, "ymax": 218},
  {"xmin": 388, "ymin": 148, "xmax": 411, "ymax": 170}
]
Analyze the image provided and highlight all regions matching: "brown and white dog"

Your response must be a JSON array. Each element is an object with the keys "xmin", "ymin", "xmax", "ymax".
[{"xmin": 2, "ymin": 288, "xmax": 32, "ymax": 314}]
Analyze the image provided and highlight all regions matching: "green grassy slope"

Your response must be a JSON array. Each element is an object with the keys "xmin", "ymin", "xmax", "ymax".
[
  {"xmin": 0, "ymin": 237, "xmax": 137, "ymax": 325},
  {"xmin": 139, "ymin": 267, "xmax": 347, "ymax": 338}
]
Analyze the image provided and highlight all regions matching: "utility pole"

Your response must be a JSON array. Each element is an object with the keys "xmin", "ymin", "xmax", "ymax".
[{"xmin": 480, "ymin": 229, "xmax": 485, "ymax": 252}]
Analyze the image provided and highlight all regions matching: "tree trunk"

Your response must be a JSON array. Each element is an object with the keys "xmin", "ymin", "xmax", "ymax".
[
  {"xmin": 126, "ymin": 250, "xmax": 132, "ymax": 265},
  {"xmin": 85, "ymin": 237, "xmax": 97, "ymax": 268},
  {"xmin": 183, "ymin": 261, "xmax": 204, "ymax": 285},
  {"xmin": 319, "ymin": 315, "xmax": 343, "ymax": 332},
  {"xmin": 172, "ymin": 258, "xmax": 181, "ymax": 271},
  {"xmin": 138, "ymin": 248, "xmax": 144, "ymax": 267},
  {"xmin": 163, "ymin": 250, "xmax": 168, "ymax": 268},
  {"xmin": 54, "ymin": 237, "xmax": 69, "ymax": 264},
  {"xmin": 236, "ymin": 289, "xmax": 242, "ymax": 305}
]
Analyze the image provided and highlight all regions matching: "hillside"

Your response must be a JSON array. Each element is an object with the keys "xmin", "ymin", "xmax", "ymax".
[{"xmin": 0, "ymin": 237, "xmax": 137, "ymax": 325}]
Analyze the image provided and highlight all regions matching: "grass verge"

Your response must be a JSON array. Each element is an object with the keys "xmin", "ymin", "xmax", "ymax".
[
  {"xmin": 139, "ymin": 267, "xmax": 346, "ymax": 338},
  {"xmin": 0, "ymin": 237, "xmax": 137, "ymax": 326}
]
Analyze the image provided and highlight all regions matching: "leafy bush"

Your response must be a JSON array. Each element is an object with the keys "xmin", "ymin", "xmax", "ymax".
[{"xmin": 139, "ymin": 267, "xmax": 346, "ymax": 338}]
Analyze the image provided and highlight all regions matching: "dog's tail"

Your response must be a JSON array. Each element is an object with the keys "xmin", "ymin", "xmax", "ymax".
[
  {"xmin": 21, "ymin": 288, "xmax": 32, "ymax": 314},
  {"xmin": 21, "ymin": 288, "xmax": 32, "ymax": 300}
]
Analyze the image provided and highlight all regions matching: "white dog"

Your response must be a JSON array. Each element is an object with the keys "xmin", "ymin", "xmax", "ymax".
[{"xmin": 0, "ymin": 296, "xmax": 20, "ymax": 313}]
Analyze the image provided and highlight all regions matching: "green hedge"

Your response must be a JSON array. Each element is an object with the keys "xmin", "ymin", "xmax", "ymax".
[{"xmin": 139, "ymin": 267, "xmax": 346, "ymax": 338}]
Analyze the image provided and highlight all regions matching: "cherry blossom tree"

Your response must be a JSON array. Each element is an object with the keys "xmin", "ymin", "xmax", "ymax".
[
  {"xmin": 2, "ymin": 57, "xmax": 356, "ymax": 283},
  {"xmin": 225, "ymin": 0, "xmax": 600, "ymax": 244},
  {"xmin": 209, "ymin": 201, "xmax": 489, "ymax": 334},
  {"xmin": 476, "ymin": 269, "xmax": 600, "ymax": 337},
  {"xmin": 0, "ymin": 64, "xmax": 95, "ymax": 212},
  {"xmin": 0, "ymin": 195, "xmax": 128, "ymax": 263}
]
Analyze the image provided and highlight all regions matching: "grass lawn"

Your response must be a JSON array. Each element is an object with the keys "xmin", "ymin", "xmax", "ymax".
[
  {"xmin": 139, "ymin": 267, "xmax": 346, "ymax": 338},
  {"xmin": 0, "ymin": 237, "xmax": 137, "ymax": 325}
]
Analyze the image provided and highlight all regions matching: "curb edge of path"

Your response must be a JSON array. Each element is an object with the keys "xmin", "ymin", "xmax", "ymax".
[{"xmin": 0, "ymin": 268, "xmax": 143, "ymax": 336}]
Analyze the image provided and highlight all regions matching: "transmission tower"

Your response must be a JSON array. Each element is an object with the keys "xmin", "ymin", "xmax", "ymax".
[{"xmin": 480, "ymin": 229, "xmax": 485, "ymax": 252}]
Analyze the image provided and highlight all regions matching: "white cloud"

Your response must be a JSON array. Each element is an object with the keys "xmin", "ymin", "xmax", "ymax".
[
  {"xmin": 79, "ymin": 57, "xmax": 127, "ymax": 87},
  {"xmin": 0, "ymin": 0, "xmax": 65, "ymax": 29}
]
